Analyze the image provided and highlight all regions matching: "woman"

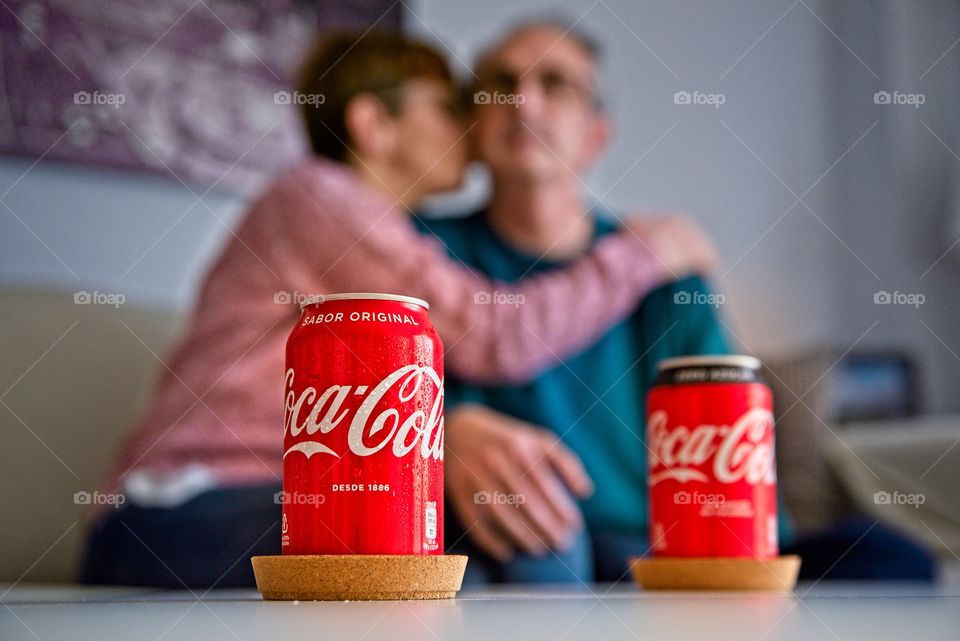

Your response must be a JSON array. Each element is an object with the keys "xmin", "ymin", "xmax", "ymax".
[{"xmin": 80, "ymin": 30, "xmax": 717, "ymax": 587}]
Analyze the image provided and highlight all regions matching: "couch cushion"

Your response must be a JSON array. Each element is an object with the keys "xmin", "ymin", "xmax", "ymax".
[
  {"xmin": 763, "ymin": 348, "xmax": 853, "ymax": 534},
  {"xmin": 0, "ymin": 287, "xmax": 183, "ymax": 582}
]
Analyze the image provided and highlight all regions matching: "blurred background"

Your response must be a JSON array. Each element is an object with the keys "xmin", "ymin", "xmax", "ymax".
[{"xmin": 2, "ymin": 0, "xmax": 959, "ymax": 582}]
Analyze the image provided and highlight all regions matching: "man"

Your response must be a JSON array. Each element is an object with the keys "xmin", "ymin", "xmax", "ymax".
[
  {"xmin": 415, "ymin": 21, "xmax": 759, "ymax": 583},
  {"xmin": 423, "ymin": 20, "xmax": 941, "ymax": 585}
]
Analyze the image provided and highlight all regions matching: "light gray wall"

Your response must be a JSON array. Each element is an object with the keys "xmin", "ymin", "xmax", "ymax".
[
  {"xmin": 0, "ymin": 157, "xmax": 244, "ymax": 311},
  {"xmin": 825, "ymin": 1, "xmax": 960, "ymax": 413}
]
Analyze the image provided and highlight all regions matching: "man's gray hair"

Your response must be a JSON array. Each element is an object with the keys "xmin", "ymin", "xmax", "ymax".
[
  {"xmin": 474, "ymin": 16, "xmax": 606, "ymax": 110},
  {"xmin": 476, "ymin": 16, "xmax": 603, "ymax": 68}
]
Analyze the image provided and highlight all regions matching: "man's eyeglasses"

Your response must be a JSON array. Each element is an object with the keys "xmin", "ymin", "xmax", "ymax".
[{"xmin": 474, "ymin": 65, "xmax": 602, "ymax": 109}]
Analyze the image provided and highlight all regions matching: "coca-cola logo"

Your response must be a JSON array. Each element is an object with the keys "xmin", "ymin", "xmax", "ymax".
[
  {"xmin": 284, "ymin": 364, "xmax": 444, "ymax": 461},
  {"xmin": 647, "ymin": 407, "xmax": 776, "ymax": 486}
]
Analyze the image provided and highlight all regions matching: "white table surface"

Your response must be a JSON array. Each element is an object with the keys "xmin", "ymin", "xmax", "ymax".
[{"xmin": 3, "ymin": 577, "xmax": 960, "ymax": 641}]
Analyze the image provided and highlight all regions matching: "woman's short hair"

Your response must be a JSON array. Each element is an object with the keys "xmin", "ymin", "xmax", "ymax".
[{"xmin": 296, "ymin": 30, "xmax": 452, "ymax": 161}]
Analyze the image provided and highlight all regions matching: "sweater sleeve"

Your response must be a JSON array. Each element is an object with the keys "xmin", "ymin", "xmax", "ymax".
[{"xmin": 274, "ymin": 167, "xmax": 671, "ymax": 385}]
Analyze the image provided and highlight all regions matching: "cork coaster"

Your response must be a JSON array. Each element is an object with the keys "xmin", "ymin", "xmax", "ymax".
[
  {"xmin": 251, "ymin": 554, "xmax": 468, "ymax": 601},
  {"xmin": 629, "ymin": 555, "xmax": 801, "ymax": 591}
]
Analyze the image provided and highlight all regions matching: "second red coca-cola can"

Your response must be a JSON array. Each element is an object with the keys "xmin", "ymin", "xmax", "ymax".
[
  {"xmin": 647, "ymin": 355, "xmax": 779, "ymax": 558},
  {"xmin": 281, "ymin": 293, "xmax": 444, "ymax": 556}
]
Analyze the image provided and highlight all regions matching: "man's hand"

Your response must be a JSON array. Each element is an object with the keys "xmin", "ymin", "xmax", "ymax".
[
  {"xmin": 624, "ymin": 212, "xmax": 720, "ymax": 280},
  {"xmin": 445, "ymin": 404, "xmax": 594, "ymax": 561}
]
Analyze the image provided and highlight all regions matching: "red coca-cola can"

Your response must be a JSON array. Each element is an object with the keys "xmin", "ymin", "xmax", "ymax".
[
  {"xmin": 281, "ymin": 293, "xmax": 444, "ymax": 556},
  {"xmin": 647, "ymin": 355, "xmax": 778, "ymax": 558}
]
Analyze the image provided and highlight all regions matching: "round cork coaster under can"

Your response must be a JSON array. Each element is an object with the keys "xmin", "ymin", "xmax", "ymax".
[
  {"xmin": 251, "ymin": 554, "xmax": 468, "ymax": 601},
  {"xmin": 629, "ymin": 555, "xmax": 801, "ymax": 591}
]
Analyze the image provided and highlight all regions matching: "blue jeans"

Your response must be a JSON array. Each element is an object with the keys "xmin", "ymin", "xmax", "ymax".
[
  {"xmin": 80, "ymin": 483, "xmax": 936, "ymax": 588},
  {"xmin": 80, "ymin": 483, "xmax": 282, "ymax": 589},
  {"xmin": 443, "ymin": 495, "xmax": 937, "ymax": 584},
  {"xmin": 444, "ymin": 497, "xmax": 648, "ymax": 585},
  {"xmin": 79, "ymin": 482, "xmax": 644, "ymax": 588}
]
